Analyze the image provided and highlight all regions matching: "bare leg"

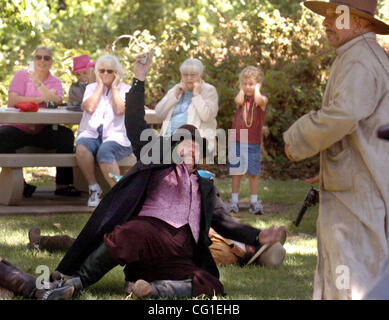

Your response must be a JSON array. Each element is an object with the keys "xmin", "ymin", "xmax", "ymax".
[
  {"xmin": 247, "ymin": 175, "xmax": 263, "ymax": 214},
  {"xmin": 248, "ymin": 175, "xmax": 258, "ymax": 196},
  {"xmin": 75, "ymin": 144, "xmax": 97, "ymax": 186},
  {"xmin": 231, "ymin": 175, "xmax": 243, "ymax": 194},
  {"xmin": 99, "ymin": 161, "xmax": 120, "ymax": 188}
]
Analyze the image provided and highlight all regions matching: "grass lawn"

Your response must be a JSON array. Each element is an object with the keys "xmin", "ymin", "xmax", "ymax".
[{"xmin": 0, "ymin": 174, "xmax": 319, "ymax": 300}]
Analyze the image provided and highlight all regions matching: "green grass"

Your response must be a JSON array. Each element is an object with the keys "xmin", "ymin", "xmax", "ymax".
[{"xmin": 0, "ymin": 177, "xmax": 318, "ymax": 300}]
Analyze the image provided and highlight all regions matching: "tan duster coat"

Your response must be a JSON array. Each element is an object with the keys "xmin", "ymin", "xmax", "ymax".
[
  {"xmin": 155, "ymin": 81, "xmax": 218, "ymax": 153},
  {"xmin": 283, "ymin": 33, "xmax": 389, "ymax": 300}
]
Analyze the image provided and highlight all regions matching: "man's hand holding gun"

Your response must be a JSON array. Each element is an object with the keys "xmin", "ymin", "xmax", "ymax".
[{"xmin": 293, "ymin": 187, "xmax": 319, "ymax": 227}]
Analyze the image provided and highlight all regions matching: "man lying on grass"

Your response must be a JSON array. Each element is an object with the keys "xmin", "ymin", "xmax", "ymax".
[{"xmin": 50, "ymin": 53, "xmax": 286, "ymax": 299}]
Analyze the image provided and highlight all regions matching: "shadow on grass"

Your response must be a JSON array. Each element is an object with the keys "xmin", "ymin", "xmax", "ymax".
[
  {"xmin": 0, "ymin": 213, "xmax": 90, "ymax": 236},
  {"xmin": 235, "ymin": 206, "xmax": 318, "ymax": 238},
  {"xmin": 221, "ymin": 253, "xmax": 316, "ymax": 300},
  {"xmin": 0, "ymin": 240, "xmax": 317, "ymax": 300},
  {"xmin": 0, "ymin": 178, "xmax": 318, "ymax": 300},
  {"xmin": 0, "ymin": 241, "xmax": 66, "ymax": 275}
]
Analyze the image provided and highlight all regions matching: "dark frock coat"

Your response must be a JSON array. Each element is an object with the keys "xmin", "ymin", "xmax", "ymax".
[{"xmin": 56, "ymin": 80, "xmax": 260, "ymax": 278}]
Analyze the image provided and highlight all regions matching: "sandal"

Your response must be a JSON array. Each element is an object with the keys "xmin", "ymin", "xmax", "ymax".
[{"xmin": 54, "ymin": 186, "xmax": 81, "ymax": 197}]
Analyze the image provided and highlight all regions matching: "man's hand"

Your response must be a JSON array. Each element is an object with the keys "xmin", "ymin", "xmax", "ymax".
[
  {"xmin": 284, "ymin": 144, "xmax": 297, "ymax": 162},
  {"xmin": 134, "ymin": 53, "xmax": 153, "ymax": 81},
  {"xmin": 305, "ymin": 174, "xmax": 319, "ymax": 184},
  {"xmin": 258, "ymin": 226, "xmax": 286, "ymax": 247},
  {"xmin": 193, "ymin": 80, "xmax": 202, "ymax": 96}
]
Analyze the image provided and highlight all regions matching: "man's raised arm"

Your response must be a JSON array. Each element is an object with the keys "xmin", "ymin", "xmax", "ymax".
[{"xmin": 124, "ymin": 54, "xmax": 155, "ymax": 160}]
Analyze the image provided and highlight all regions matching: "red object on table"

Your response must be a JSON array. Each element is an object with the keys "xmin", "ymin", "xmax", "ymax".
[{"xmin": 15, "ymin": 101, "xmax": 39, "ymax": 112}]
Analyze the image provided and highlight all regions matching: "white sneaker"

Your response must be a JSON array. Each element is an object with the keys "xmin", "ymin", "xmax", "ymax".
[
  {"xmin": 249, "ymin": 200, "xmax": 264, "ymax": 215},
  {"xmin": 88, "ymin": 185, "xmax": 102, "ymax": 207},
  {"xmin": 229, "ymin": 200, "xmax": 239, "ymax": 213}
]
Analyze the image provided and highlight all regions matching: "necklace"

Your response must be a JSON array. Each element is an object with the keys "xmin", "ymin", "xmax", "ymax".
[{"xmin": 242, "ymin": 99, "xmax": 255, "ymax": 128}]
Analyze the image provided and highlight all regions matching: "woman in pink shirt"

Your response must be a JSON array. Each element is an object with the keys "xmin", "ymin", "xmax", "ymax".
[{"xmin": 0, "ymin": 46, "xmax": 80, "ymax": 197}]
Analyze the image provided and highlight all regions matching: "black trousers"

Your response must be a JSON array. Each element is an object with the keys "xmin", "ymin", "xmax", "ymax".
[{"xmin": 0, "ymin": 125, "xmax": 75, "ymax": 185}]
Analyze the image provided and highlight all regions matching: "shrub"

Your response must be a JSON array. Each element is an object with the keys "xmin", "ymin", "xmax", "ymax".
[{"xmin": 3, "ymin": 0, "xmax": 387, "ymax": 178}]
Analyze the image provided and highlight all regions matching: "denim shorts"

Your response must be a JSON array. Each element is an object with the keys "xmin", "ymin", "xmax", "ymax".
[
  {"xmin": 228, "ymin": 142, "xmax": 261, "ymax": 176},
  {"xmin": 76, "ymin": 127, "xmax": 132, "ymax": 164}
]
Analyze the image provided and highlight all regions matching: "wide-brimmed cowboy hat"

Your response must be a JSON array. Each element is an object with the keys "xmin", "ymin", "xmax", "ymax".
[
  {"xmin": 246, "ymin": 228, "xmax": 287, "ymax": 267},
  {"xmin": 304, "ymin": 0, "xmax": 389, "ymax": 35}
]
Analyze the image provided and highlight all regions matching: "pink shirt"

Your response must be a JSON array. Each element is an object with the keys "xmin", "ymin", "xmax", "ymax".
[
  {"xmin": 139, "ymin": 164, "xmax": 202, "ymax": 242},
  {"xmin": 4, "ymin": 69, "xmax": 63, "ymax": 134}
]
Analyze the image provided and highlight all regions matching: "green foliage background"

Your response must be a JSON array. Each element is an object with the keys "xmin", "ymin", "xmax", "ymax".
[{"xmin": 1, "ymin": 0, "xmax": 388, "ymax": 177}]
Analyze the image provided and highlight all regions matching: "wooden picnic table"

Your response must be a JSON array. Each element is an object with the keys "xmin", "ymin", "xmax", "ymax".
[
  {"xmin": 0, "ymin": 106, "xmax": 161, "ymax": 205},
  {"xmin": 0, "ymin": 106, "xmax": 160, "ymax": 124}
]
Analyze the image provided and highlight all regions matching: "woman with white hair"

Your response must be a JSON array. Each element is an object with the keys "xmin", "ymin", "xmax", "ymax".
[
  {"xmin": 155, "ymin": 58, "xmax": 218, "ymax": 153},
  {"xmin": 75, "ymin": 54, "xmax": 132, "ymax": 207}
]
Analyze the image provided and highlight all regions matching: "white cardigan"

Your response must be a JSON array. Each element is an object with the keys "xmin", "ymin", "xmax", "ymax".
[
  {"xmin": 155, "ymin": 81, "xmax": 218, "ymax": 153},
  {"xmin": 76, "ymin": 82, "xmax": 131, "ymax": 147}
]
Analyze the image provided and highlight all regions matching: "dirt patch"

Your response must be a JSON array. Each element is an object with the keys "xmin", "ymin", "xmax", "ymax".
[
  {"xmin": 263, "ymin": 202, "xmax": 295, "ymax": 215},
  {"xmin": 236, "ymin": 201, "xmax": 295, "ymax": 215}
]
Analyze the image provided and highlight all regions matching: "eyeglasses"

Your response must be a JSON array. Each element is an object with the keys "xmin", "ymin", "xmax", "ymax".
[
  {"xmin": 98, "ymin": 69, "xmax": 114, "ymax": 74},
  {"xmin": 34, "ymin": 55, "xmax": 51, "ymax": 61},
  {"xmin": 182, "ymin": 73, "xmax": 198, "ymax": 78}
]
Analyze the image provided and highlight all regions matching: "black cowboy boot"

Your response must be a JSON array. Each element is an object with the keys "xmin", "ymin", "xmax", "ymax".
[
  {"xmin": 0, "ymin": 258, "xmax": 37, "ymax": 298},
  {"xmin": 131, "ymin": 279, "xmax": 192, "ymax": 299},
  {"xmin": 0, "ymin": 258, "xmax": 74, "ymax": 300},
  {"xmin": 50, "ymin": 272, "xmax": 83, "ymax": 293},
  {"xmin": 28, "ymin": 226, "xmax": 75, "ymax": 252},
  {"xmin": 69, "ymin": 242, "xmax": 117, "ymax": 290},
  {"xmin": 34, "ymin": 284, "xmax": 75, "ymax": 300}
]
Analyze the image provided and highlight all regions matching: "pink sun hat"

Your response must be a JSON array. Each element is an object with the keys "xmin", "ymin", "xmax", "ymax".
[{"xmin": 70, "ymin": 54, "xmax": 96, "ymax": 73}]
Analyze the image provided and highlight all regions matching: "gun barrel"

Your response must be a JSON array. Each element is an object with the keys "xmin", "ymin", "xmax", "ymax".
[{"xmin": 293, "ymin": 205, "xmax": 307, "ymax": 227}]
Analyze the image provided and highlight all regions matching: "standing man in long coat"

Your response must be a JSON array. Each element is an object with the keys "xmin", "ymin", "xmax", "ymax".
[{"xmin": 283, "ymin": 0, "xmax": 389, "ymax": 299}]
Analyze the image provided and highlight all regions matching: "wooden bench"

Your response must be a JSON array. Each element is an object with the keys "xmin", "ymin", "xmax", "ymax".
[
  {"xmin": 0, "ymin": 108, "xmax": 160, "ymax": 206},
  {"xmin": 0, "ymin": 151, "xmax": 137, "ymax": 205},
  {"xmin": 0, "ymin": 153, "xmax": 75, "ymax": 205}
]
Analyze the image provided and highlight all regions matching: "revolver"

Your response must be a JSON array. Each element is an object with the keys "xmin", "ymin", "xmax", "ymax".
[{"xmin": 293, "ymin": 187, "xmax": 319, "ymax": 227}]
